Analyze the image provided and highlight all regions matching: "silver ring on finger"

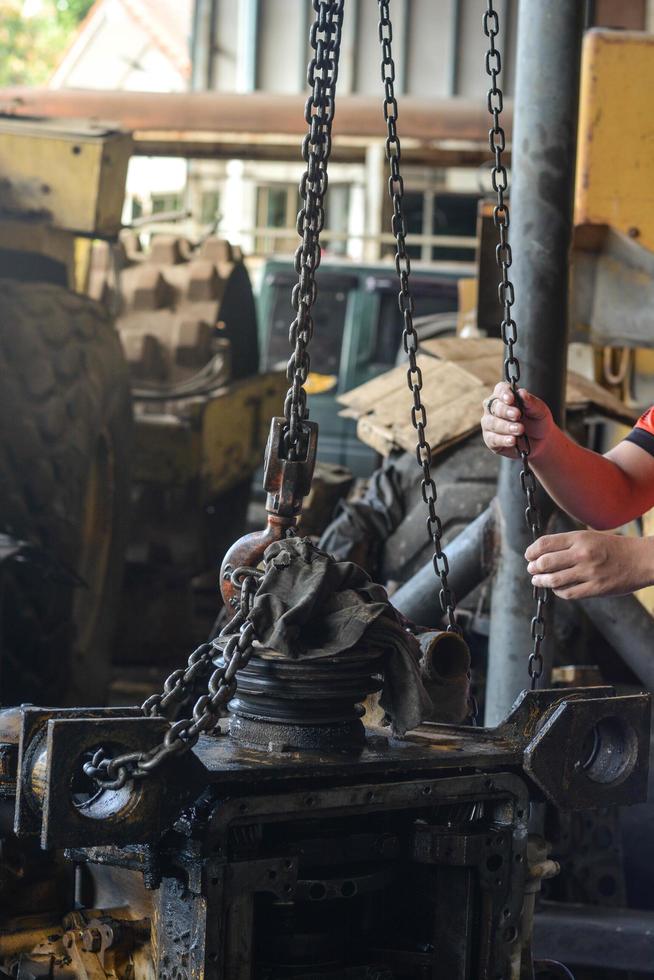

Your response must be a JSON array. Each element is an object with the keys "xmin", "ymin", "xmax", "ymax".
[{"xmin": 487, "ymin": 396, "xmax": 499, "ymax": 417}]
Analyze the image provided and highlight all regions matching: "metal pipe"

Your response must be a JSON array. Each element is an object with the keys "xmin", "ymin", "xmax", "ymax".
[
  {"xmin": 446, "ymin": 0, "xmax": 462, "ymax": 97},
  {"xmin": 396, "ymin": 498, "xmax": 654, "ymax": 690},
  {"xmin": 485, "ymin": 0, "xmax": 584, "ymax": 725},
  {"xmin": 0, "ymin": 88, "xmax": 509, "ymax": 143},
  {"xmin": 576, "ymin": 592, "xmax": 654, "ymax": 692},
  {"xmin": 392, "ymin": 506, "xmax": 496, "ymax": 626},
  {"xmin": 238, "ymin": 0, "xmax": 260, "ymax": 94},
  {"xmin": 549, "ymin": 511, "xmax": 654, "ymax": 692},
  {"xmin": 190, "ymin": 0, "xmax": 217, "ymax": 91}
]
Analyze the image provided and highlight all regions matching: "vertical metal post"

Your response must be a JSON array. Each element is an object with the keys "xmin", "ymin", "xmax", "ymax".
[
  {"xmin": 363, "ymin": 143, "xmax": 386, "ymax": 262},
  {"xmin": 190, "ymin": 0, "xmax": 217, "ymax": 91},
  {"xmin": 298, "ymin": 0, "xmax": 312, "ymax": 93},
  {"xmin": 395, "ymin": 0, "xmax": 409, "ymax": 95},
  {"xmin": 485, "ymin": 0, "xmax": 584, "ymax": 725},
  {"xmin": 447, "ymin": 0, "xmax": 461, "ymax": 96},
  {"xmin": 237, "ymin": 0, "xmax": 260, "ymax": 93}
]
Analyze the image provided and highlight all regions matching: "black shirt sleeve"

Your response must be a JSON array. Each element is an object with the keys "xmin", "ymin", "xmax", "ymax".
[{"xmin": 625, "ymin": 427, "xmax": 654, "ymax": 457}]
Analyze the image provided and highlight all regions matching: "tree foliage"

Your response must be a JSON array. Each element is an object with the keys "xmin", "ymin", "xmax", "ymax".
[{"xmin": 0, "ymin": 0, "xmax": 95, "ymax": 87}]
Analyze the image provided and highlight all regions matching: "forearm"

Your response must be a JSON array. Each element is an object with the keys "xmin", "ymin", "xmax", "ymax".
[
  {"xmin": 530, "ymin": 426, "xmax": 640, "ymax": 529},
  {"xmin": 483, "ymin": 384, "xmax": 654, "ymax": 527}
]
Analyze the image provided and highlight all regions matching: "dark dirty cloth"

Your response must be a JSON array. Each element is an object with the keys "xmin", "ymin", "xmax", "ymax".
[
  {"xmin": 318, "ymin": 454, "xmax": 407, "ymax": 575},
  {"xmin": 249, "ymin": 536, "xmax": 432, "ymax": 734}
]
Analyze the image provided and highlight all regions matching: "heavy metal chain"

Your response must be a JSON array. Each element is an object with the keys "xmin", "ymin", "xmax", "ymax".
[
  {"xmin": 483, "ymin": 0, "xmax": 547, "ymax": 688},
  {"xmin": 377, "ymin": 0, "xmax": 459, "ymax": 635},
  {"xmin": 85, "ymin": 4, "xmax": 346, "ymax": 789},
  {"xmin": 84, "ymin": 568, "xmax": 262, "ymax": 790},
  {"xmin": 283, "ymin": 0, "xmax": 344, "ymax": 457}
]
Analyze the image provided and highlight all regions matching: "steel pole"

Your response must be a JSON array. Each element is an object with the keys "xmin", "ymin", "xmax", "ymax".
[
  {"xmin": 392, "ymin": 506, "xmax": 496, "ymax": 626},
  {"xmin": 485, "ymin": 1, "xmax": 584, "ymax": 725},
  {"xmin": 190, "ymin": 0, "xmax": 217, "ymax": 91}
]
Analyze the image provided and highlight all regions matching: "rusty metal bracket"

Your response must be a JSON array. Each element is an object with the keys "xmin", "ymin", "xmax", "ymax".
[
  {"xmin": 14, "ymin": 706, "xmax": 143, "ymax": 839},
  {"xmin": 523, "ymin": 691, "xmax": 650, "ymax": 810},
  {"xmin": 42, "ymin": 716, "xmax": 171, "ymax": 850},
  {"xmin": 13, "ymin": 708, "xmax": 206, "ymax": 848},
  {"xmin": 219, "ymin": 416, "xmax": 318, "ymax": 608},
  {"xmin": 263, "ymin": 416, "xmax": 318, "ymax": 518}
]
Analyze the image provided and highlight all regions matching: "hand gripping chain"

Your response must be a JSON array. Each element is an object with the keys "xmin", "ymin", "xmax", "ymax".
[{"xmin": 483, "ymin": 0, "xmax": 547, "ymax": 687}]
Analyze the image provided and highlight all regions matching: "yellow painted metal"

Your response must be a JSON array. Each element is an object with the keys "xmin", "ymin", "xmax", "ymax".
[
  {"xmin": 305, "ymin": 372, "xmax": 337, "ymax": 395},
  {"xmin": 201, "ymin": 370, "xmax": 288, "ymax": 496},
  {"xmin": 456, "ymin": 277, "xmax": 477, "ymax": 334},
  {"xmin": 0, "ymin": 118, "xmax": 132, "ymax": 237},
  {"xmin": 0, "ymin": 219, "xmax": 76, "ymax": 285},
  {"xmin": 74, "ymin": 236, "xmax": 93, "ymax": 293},
  {"xmin": 132, "ymin": 371, "xmax": 288, "ymax": 498},
  {"xmin": 575, "ymin": 30, "xmax": 654, "ymax": 252}
]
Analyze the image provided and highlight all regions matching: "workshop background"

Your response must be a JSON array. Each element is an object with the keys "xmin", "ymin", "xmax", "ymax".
[{"xmin": 1, "ymin": 1, "xmax": 654, "ymax": 979}]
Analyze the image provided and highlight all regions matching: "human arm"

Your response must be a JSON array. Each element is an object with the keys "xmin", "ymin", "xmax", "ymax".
[
  {"xmin": 481, "ymin": 382, "xmax": 654, "ymax": 530},
  {"xmin": 481, "ymin": 383, "xmax": 654, "ymax": 598}
]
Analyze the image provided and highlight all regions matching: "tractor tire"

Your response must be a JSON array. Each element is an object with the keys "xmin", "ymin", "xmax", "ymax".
[
  {"xmin": 0, "ymin": 279, "xmax": 132, "ymax": 706},
  {"xmin": 380, "ymin": 435, "xmax": 500, "ymax": 586}
]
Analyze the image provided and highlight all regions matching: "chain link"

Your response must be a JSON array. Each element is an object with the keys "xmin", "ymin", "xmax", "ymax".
[
  {"xmin": 376, "ymin": 0, "xmax": 459, "ymax": 636},
  {"xmin": 85, "ymin": 4, "xmax": 346, "ymax": 789},
  {"xmin": 483, "ymin": 0, "xmax": 547, "ymax": 687},
  {"xmin": 84, "ymin": 569, "xmax": 263, "ymax": 790},
  {"xmin": 283, "ymin": 0, "xmax": 344, "ymax": 457}
]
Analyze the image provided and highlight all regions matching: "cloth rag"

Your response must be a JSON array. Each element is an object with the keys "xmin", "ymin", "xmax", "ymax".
[{"xmin": 247, "ymin": 536, "xmax": 432, "ymax": 734}]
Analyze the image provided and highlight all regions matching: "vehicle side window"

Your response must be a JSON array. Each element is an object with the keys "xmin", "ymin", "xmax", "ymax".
[
  {"xmin": 263, "ymin": 282, "xmax": 349, "ymax": 376},
  {"xmin": 371, "ymin": 281, "xmax": 458, "ymax": 367}
]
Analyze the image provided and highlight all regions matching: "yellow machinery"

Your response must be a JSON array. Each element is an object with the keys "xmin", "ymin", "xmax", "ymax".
[
  {"xmin": 572, "ymin": 29, "xmax": 654, "ymax": 612},
  {"xmin": 0, "ymin": 115, "xmax": 285, "ymax": 705},
  {"xmin": 460, "ymin": 29, "xmax": 654, "ymax": 459},
  {"xmin": 454, "ymin": 29, "xmax": 654, "ymax": 365},
  {"xmin": 575, "ymin": 30, "xmax": 654, "ymax": 251}
]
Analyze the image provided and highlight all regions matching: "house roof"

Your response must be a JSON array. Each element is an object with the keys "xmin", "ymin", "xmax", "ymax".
[
  {"xmin": 49, "ymin": 0, "xmax": 192, "ymax": 89},
  {"xmin": 122, "ymin": 0, "xmax": 192, "ymax": 78}
]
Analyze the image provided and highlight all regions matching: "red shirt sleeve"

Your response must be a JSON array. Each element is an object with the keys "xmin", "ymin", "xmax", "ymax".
[{"xmin": 625, "ymin": 406, "xmax": 654, "ymax": 456}]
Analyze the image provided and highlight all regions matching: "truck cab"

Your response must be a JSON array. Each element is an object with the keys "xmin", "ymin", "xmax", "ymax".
[{"xmin": 257, "ymin": 257, "xmax": 472, "ymax": 475}]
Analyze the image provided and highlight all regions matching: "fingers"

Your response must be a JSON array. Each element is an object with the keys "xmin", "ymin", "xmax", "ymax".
[
  {"xmin": 532, "ymin": 572, "xmax": 592, "ymax": 600},
  {"xmin": 481, "ymin": 383, "xmax": 538, "ymax": 458},
  {"xmin": 492, "ymin": 381, "xmax": 517, "ymax": 409},
  {"xmin": 483, "ymin": 430, "xmax": 521, "ymax": 455},
  {"xmin": 482, "ymin": 414, "xmax": 524, "ymax": 453},
  {"xmin": 526, "ymin": 548, "xmax": 576, "ymax": 576},
  {"xmin": 518, "ymin": 388, "xmax": 549, "ymax": 421},
  {"xmin": 483, "ymin": 385, "xmax": 548, "ymax": 423},
  {"xmin": 530, "ymin": 565, "xmax": 581, "ymax": 592},
  {"xmin": 484, "ymin": 414, "xmax": 525, "ymax": 438},
  {"xmin": 525, "ymin": 531, "xmax": 596, "ymax": 600},
  {"xmin": 524, "ymin": 533, "xmax": 576, "ymax": 562},
  {"xmin": 494, "ymin": 381, "xmax": 514, "ymax": 399},
  {"xmin": 487, "ymin": 398, "xmax": 523, "ymax": 424},
  {"xmin": 484, "ymin": 432, "xmax": 518, "ymax": 456}
]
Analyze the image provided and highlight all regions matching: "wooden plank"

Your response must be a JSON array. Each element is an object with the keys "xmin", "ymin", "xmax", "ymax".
[
  {"xmin": 421, "ymin": 335, "xmax": 632, "ymax": 421},
  {"xmin": 420, "ymin": 336, "xmax": 504, "ymax": 361},
  {"xmin": 340, "ymin": 335, "xmax": 634, "ymax": 458}
]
